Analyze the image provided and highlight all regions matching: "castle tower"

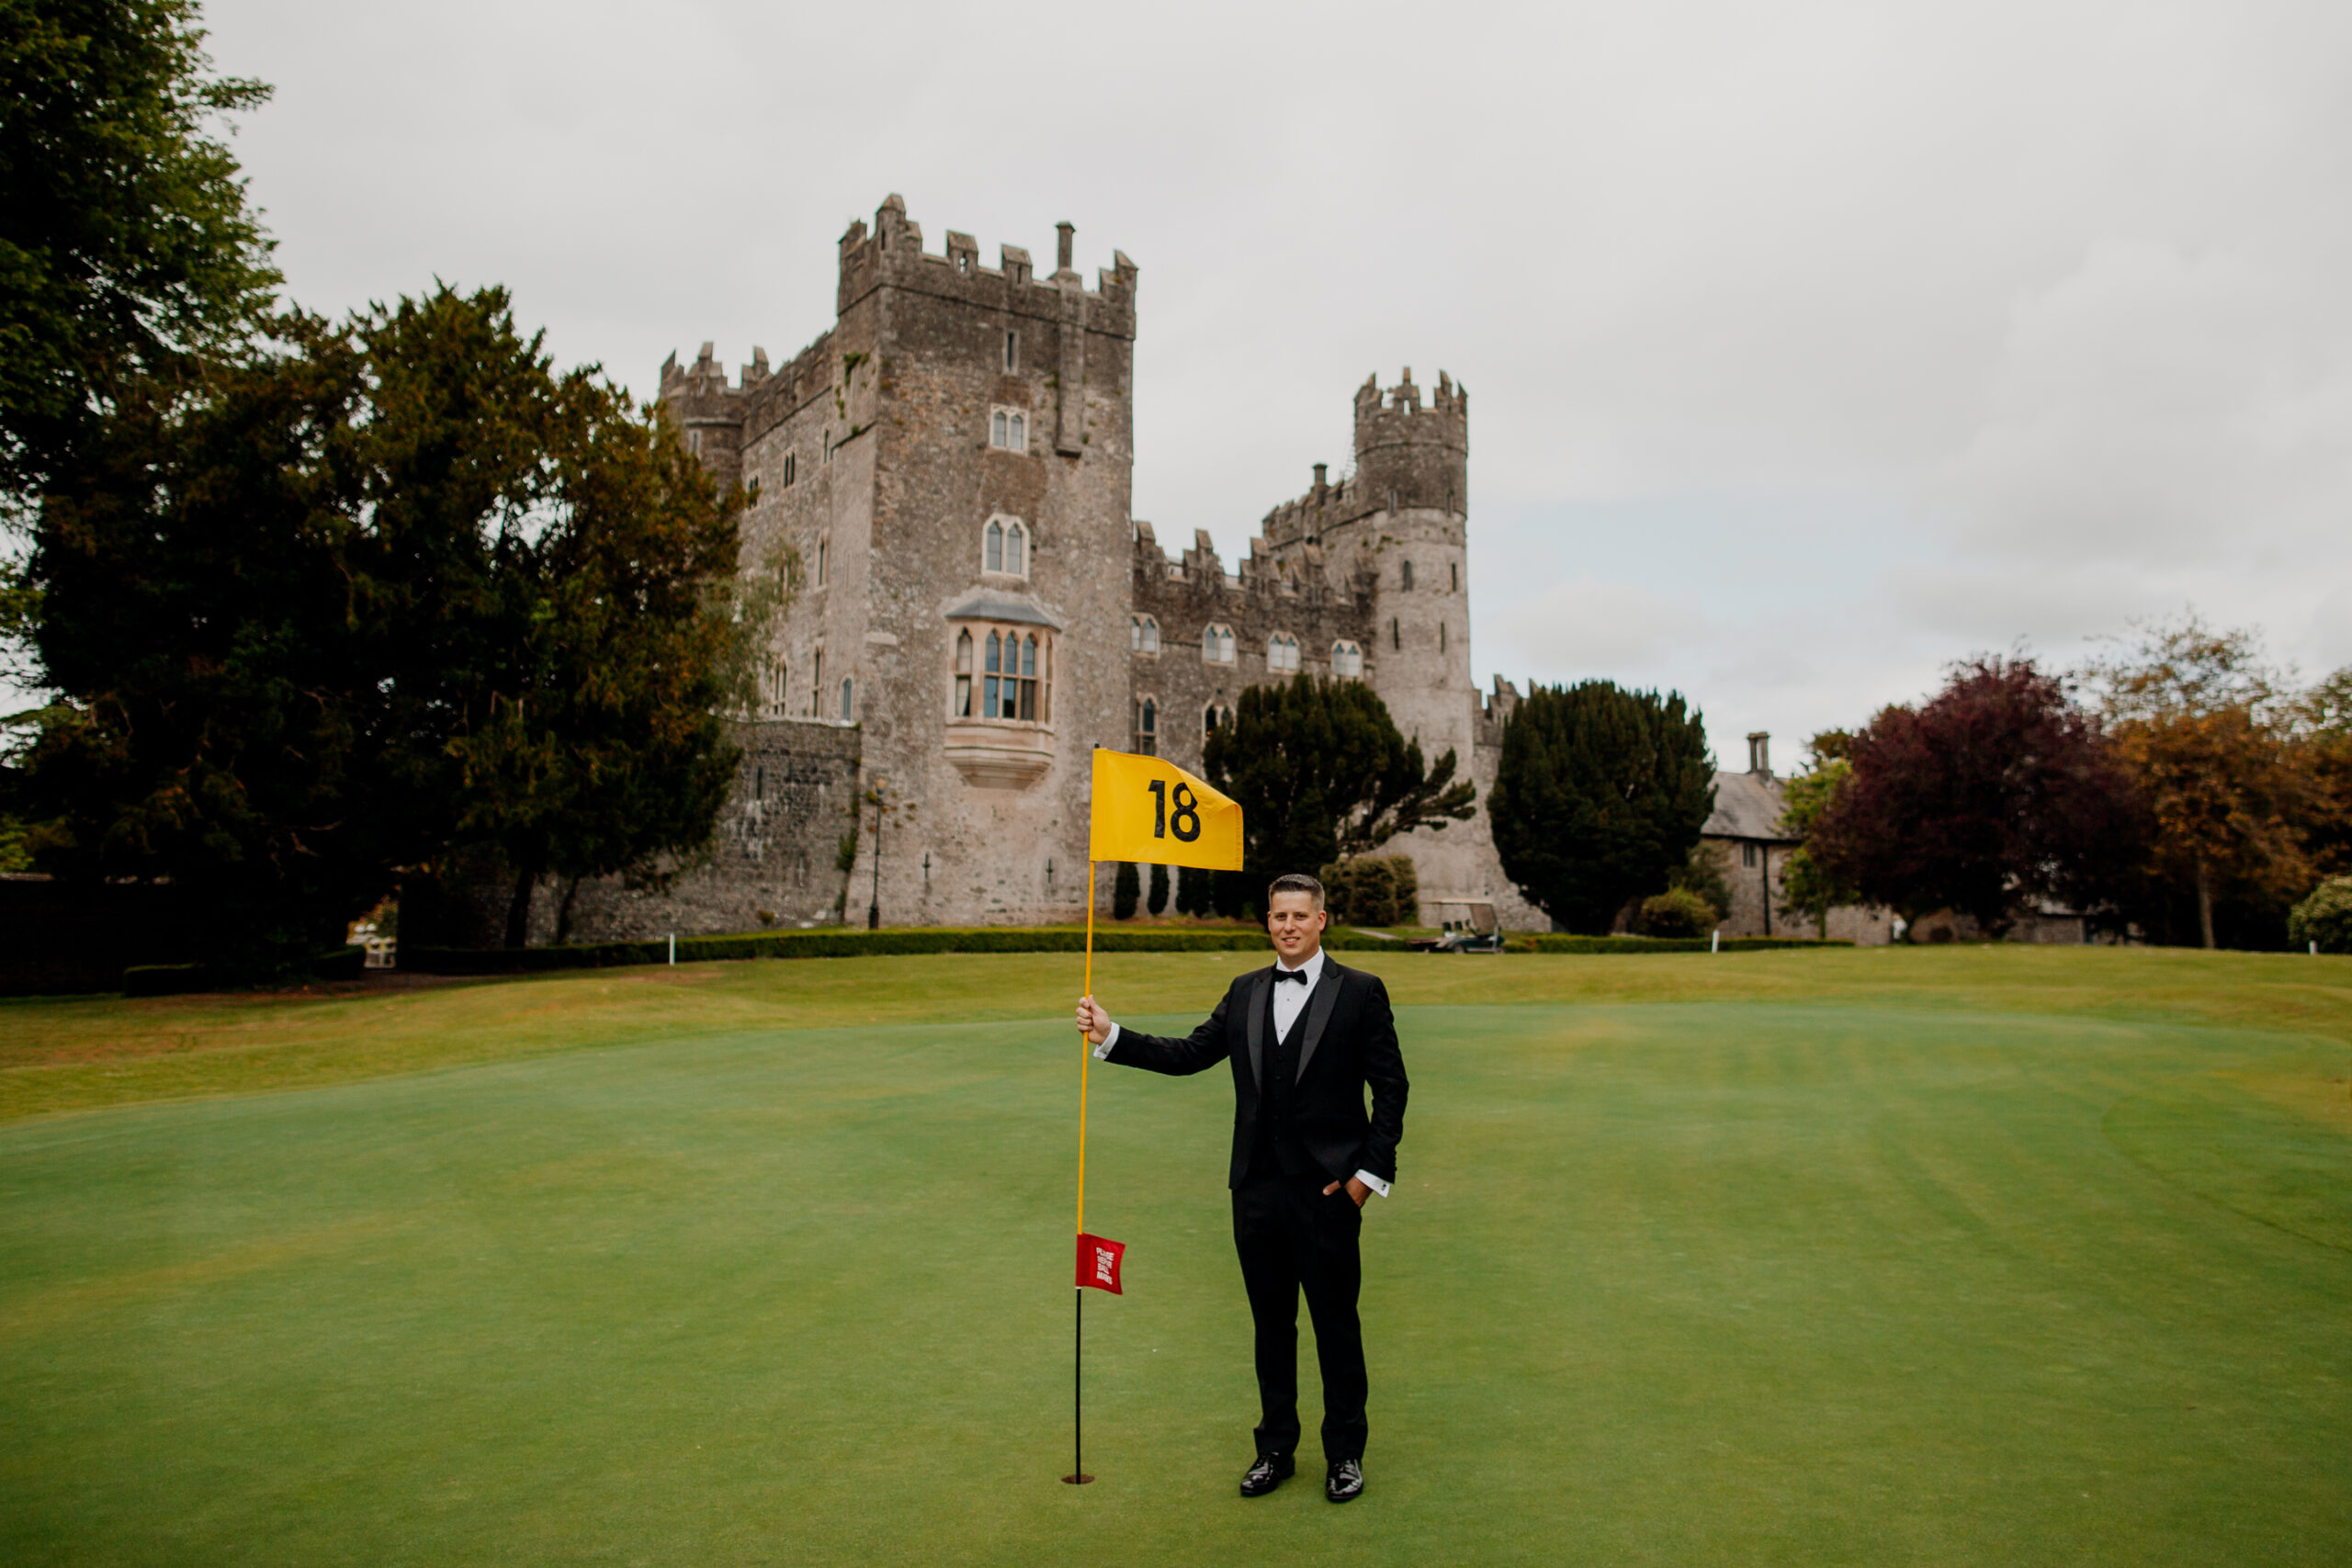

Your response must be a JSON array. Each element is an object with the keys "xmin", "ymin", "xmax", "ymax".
[
  {"xmin": 1349, "ymin": 369, "xmax": 1472, "ymax": 765},
  {"xmin": 647, "ymin": 195, "xmax": 1139, "ymax": 929},
  {"xmin": 1241, "ymin": 369, "xmax": 1533, "ymax": 926}
]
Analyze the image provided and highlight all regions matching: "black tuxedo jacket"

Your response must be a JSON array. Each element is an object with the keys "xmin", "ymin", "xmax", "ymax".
[{"xmin": 1102, "ymin": 957, "xmax": 1409, "ymax": 1190}]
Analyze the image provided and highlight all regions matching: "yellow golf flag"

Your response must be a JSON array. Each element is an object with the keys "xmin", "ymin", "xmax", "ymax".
[{"xmin": 1090, "ymin": 749, "xmax": 1244, "ymax": 870}]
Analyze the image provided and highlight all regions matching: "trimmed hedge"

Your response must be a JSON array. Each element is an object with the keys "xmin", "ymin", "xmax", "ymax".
[
  {"xmin": 402, "ymin": 925, "xmax": 1849, "ymax": 976},
  {"xmin": 122, "ymin": 963, "xmax": 212, "ymax": 997},
  {"xmin": 404, "ymin": 926, "xmax": 1407, "ymax": 976},
  {"xmin": 310, "ymin": 945, "xmax": 368, "ymax": 982},
  {"xmin": 1514, "ymin": 934, "xmax": 1851, "ymax": 954}
]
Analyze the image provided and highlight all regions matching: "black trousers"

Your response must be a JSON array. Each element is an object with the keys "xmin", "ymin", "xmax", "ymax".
[{"xmin": 1232, "ymin": 1168, "xmax": 1367, "ymax": 1463}]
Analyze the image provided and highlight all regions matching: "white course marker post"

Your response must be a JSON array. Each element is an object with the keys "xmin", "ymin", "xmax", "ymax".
[
  {"xmin": 669, "ymin": 933, "xmax": 676, "ymax": 965},
  {"xmin": 1711, "ymin": 929, "xmax": 1720, "ymax": 954}
]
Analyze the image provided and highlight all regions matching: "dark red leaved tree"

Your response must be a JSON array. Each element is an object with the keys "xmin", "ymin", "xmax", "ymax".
[{"xmin": 1806, "ymin": 657, "xmax": 2137, "ymax": 934}]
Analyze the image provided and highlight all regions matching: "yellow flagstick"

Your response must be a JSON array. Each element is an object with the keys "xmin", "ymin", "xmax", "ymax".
[
  {"xmin": 1079, "ymin": 857, "xmax": 1094, "ymax": 1235},
  {"xmin": 1067, "ymin": 859, "xmax": 1097, "ymax": 1486},
  {"xmin": 1067, "ymin": 751, "xmax": 1242, "ymax": 1484}
]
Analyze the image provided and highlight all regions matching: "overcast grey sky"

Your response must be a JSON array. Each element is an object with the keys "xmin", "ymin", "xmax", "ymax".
[{"xmin": 202, "ymin": 0, "xmax": 2352, "ymax": 761}]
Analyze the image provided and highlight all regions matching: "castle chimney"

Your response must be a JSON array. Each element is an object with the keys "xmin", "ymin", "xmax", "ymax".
[
  {"xmin": 1056, "ymin": 221, "xmax": 1074, "ymax": 272},
  {"xmin": 1747, "ymin": 732, "xmax": 1771, "ymax": 777},
  {"xmin": 1313, "ymin": 462, "xmax": 1328, "ymax": 493}
]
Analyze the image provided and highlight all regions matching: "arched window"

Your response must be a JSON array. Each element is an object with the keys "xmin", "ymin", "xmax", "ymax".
[
  {"xmin": 1400, "ymin": 559, "xmax": 1414, "ymax": 591},
  {"xmin": 1135, "ymin": 696, "xmax": 1158, "ymax": 755},
  {"xmin": 1267, "ymin": 632, "xmax": 1300, "ymax": 673},
  {"xmin": 768, "ymin": 657, "xmax": 790, "ymax": 716},
  {"xmin": 839, "ymin": 677, "xmax": 854, "ymax": 721},
  {"xmin": 961, "ymin": 624, "xmax": 1050, "ymax": 722},
  {"xmin": 990, "ymin": 408, "xmax": 1028, "ymax": 452},
  {"xmin": 816, "ymin": 536, "xmax": 828, "ymax": 586},
  {"xmin": 1204, "ymin": 702, "xmax": 1234, "ymax": 737},
  {"xmin": 1131, "ymin": 614, "xmax": 1159, "ymax": 655},
  {"xmin": 1331, "ymin": 640, "xmax": 1363, "ymax": 679},
  {"xmin": 1203, "ymin": 623, "xmax": 1236, "ymax": 664},
  {"xmin": 983, "ymin": 515, "xmax": 1027, "ymax": 577}
]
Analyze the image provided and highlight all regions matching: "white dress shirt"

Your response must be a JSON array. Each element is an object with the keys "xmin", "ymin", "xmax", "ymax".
[{"xmin": 1094, "ymin": 944, "xmax": 1391, "ymax": 1198}]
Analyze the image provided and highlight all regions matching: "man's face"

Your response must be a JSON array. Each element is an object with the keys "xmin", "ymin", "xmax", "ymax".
[{"xmin": 1266, "ymin": 891, "xmax": 1327, "ymax": 964}]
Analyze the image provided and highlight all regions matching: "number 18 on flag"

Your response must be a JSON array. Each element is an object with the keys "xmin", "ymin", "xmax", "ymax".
[{"xmin": 1089, "ymin": 750, "xmax": 1244, "ymax": 870}]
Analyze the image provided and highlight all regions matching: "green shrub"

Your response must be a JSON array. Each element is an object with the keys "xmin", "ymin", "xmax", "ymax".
[
  {"xmin": 123, "ymin": 963, "xmax": 212, "ymax": 997},
  {"xmin": 1147, "ymin": 863, "xmax": 1170, "ymax": 915},
  {"xmin": 1636, "ymin": 887, "xmax": 1719, "ymax": 938},
  {"xmin": 1113, "ymin": 863, "xmax": 1140, "ymax": 920},
  {"xmin": 2288, "ymin": 875, "xmax": 2352, "ymax": 953},
  {"xmin": 1671, "ymin": 841, "xmax": 1734, "ymax": 922},
  {"xmin": 1174, "ymin": 864, "xmax": 1211, "ymax": 917},
  {"xmin": 309, "ymin": 945, "xmax": 367, "ymax": 981},
  {"xmin": 1321, "ymin": 854, "xmax": 1419, "ymax": 926}
]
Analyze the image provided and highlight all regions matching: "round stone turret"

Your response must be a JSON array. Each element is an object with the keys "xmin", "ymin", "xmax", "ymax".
[{"xmin": 1351, "ymin": 367, "xmax": 1467, "ymax": 518}]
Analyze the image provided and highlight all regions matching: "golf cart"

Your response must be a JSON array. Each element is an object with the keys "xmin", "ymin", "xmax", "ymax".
[{"xmin": 1407, "ymin": 899, "xmax": 1504, "ymax": 953}]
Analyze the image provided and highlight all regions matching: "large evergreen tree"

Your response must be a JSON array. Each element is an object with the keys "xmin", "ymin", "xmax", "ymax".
[
  {"xmin": 1, "ymin": 0, "xmax": 279, "ymax": 510},
  {"xmin": 1203, "ymin": 674, "xmax": 1475, "ymax": 884},
  {"xmin": 17, "ymin": 287, "xmax": 743, "ymax": 970},
  {"xmin": 1487, "ymin": 681, "xmax": 1715, "ymax": 933}
]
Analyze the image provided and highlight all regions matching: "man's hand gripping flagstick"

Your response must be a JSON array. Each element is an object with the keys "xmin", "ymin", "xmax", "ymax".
[{"xmin": 1066, "ymin": 749, "xmax": 1243, "ymax": 1484}]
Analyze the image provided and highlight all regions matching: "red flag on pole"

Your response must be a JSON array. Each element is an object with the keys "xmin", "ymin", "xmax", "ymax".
[{"xmin": 1075, "ymin": 1233, "xmax": 1125, "ymax": 1295}]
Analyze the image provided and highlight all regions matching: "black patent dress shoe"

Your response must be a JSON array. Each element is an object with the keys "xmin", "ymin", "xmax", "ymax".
[
  {"xmin": 1239, "ymin": 1452, "xmax": 1295, "ymax": 1496},
  {"xmin": 1326, "ymin": 1459, "xmax": 1364, "ymax": 1503}
]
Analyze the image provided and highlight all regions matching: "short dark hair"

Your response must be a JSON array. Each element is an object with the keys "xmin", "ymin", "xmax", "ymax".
[{"xmin": 1266, "ymin": 873, "xmax": 1326, "ymax": 910}]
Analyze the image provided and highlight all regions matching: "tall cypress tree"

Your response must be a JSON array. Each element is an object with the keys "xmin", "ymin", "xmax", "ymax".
[
  {"xmin": 1488, "ymin": 681, "xmax": 1715, "ymax": 933},
  {"xmin": 1203, "ymin": 674, "xmax": 1476, "ymax": 877}
]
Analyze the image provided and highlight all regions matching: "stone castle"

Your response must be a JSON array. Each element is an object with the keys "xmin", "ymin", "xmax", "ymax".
[{"xmin": 527, "ymin": 194, "xmax": 1543, "ymax": 942}]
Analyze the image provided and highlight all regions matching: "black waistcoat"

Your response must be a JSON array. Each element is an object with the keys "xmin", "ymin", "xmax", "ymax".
[{"xmin": 1250, "ymin": 973, "xmax": 1313, "ymax": 1178}]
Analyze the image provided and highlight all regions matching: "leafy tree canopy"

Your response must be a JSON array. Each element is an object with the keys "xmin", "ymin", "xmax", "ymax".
[
  {"xmin": 2082, "ymin": 616, "xmax": 2322, "ymax": 947},
  {"xmin": 1, "ymin": 0, "xmax": 279, "ymax": 509},
  {"xmin": 1777, "ymin": 734, "xmax": 1862, "ymax": 934},
  {"xmin": 1204, "ymin": 674, "xmax": 1475, "ymax": 880},
  {"xmin": 1808, "ymin": 656, "xmax": 2135, "ymax": 937},
  {"xmin": 1487, "ymin": 680, "xmax": 1714, "ymax": 934},
  {"xmin": 16, "ymin": 286, "xmax": 744, "ymax": 972}
]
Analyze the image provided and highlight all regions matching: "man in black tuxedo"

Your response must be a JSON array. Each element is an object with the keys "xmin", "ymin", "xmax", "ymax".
[{"xmin": 1075, "ymin": 872, "xmax": 1408, "ymax": 1504}]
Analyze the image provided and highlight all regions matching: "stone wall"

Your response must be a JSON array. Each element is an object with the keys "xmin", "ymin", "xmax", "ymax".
[{"xmin": 548, "ymin": 718, "xmax": 865, "ymax": 942}]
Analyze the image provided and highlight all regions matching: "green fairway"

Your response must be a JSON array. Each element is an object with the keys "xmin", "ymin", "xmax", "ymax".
[{"xmin": 2, "ymin": 952, "xmax": 2348, "ymax": 1564}]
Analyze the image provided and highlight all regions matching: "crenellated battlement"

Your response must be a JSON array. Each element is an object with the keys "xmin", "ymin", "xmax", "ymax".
[
  {"xmin": 1351, "ymin": 367, "xmax": 1469, "ymax": 517},
  {"xmin": 832, "ymin": 193, "xmax": 1137, "ymax": 333},
  {"xmin": 1353, "ymin": 367, "xmax": 1467, "ymax": 445}
]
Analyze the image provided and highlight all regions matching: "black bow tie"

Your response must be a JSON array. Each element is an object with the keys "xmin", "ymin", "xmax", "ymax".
[{"xmin": 1273, "ymin": 967, "xmax": 1310, "ymax": 984}]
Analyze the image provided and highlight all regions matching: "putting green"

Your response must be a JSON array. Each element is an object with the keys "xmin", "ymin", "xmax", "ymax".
[{"xmin": 1, "ymin": 979, "xmax": 2347, "ymax": 1563}]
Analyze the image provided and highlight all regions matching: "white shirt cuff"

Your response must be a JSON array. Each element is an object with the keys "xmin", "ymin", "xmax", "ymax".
[
  {"xmin": 1353, "ymin": 1169, "xmax": 1391, "ymax": 1198},
  {"xmin": 1092, "ymin": 1023, "xmax": 1120, "ymax": 1059}
]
